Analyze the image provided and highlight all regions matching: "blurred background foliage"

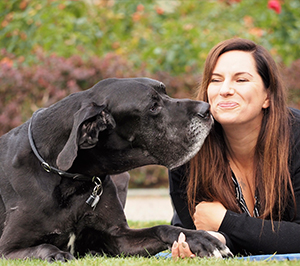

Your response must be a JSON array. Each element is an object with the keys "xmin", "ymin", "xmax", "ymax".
[{"xmin": 1, "ymin": 0, "xmax": 300, "ymax": 188}]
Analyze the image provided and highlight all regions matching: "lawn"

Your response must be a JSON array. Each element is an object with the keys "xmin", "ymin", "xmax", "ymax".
[
  {"xmin": 0, "ymin": 252, "xmax": 298, "ymax": 266},
  {"xmin": 0, "ymin": 220, "xmax": 298, "ymax": 266}
]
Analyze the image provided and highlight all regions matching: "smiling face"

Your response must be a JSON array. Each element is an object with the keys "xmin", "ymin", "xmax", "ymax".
[{"xmin": 207, "ymin": 51, "xmax": 270, "ymax": 128}]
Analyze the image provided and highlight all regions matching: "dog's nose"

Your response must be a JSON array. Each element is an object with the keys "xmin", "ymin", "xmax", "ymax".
[{"xmin": 197, "ymin": 102, "xmax": 210, "ymax": 119}]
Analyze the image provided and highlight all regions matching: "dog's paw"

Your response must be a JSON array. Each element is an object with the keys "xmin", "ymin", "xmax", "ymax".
[
  {"xmin": 187, "ymin": 230, "xmax": 233, "ymax": 258},
  {"xmin": 210, "ymin": 245, "xmax": 233, "ymax": 258},
  {"xmin": 46, "ymin": 251, "xmax": 75, "ymax": 262}
]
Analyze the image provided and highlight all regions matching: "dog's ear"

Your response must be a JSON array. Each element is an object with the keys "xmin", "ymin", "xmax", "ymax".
[{"xmin": 56, "ymin": 103, "xmax": 116, "ymax": 171}]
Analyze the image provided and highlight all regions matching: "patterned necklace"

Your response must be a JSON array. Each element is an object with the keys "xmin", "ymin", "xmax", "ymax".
[{"xmin": 231, "ymin": 171, "xmax": 260, "ymax": 217}]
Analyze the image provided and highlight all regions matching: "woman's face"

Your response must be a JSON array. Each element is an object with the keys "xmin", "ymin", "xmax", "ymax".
[{"xmin": 207, "ymin": 51, "xmax": 269, "ymax": 127}]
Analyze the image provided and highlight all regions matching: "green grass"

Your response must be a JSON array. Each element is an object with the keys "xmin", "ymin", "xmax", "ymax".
[
  {"xmin": 0, "ymin": 221, "xmax": 298, "ymax": 265},
  {"xmin": 0, "ymin": 254, "xmax": 298, "ymax": 266}
]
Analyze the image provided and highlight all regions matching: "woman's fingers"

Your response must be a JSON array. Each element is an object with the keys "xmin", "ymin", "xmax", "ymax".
[
  {"xmin": 171, "ymin": 241, "xmax": 179, "ymax": 259},
  {"xmin": 172, "ymin": 232, "xmax": 196, "ymax": 259}
]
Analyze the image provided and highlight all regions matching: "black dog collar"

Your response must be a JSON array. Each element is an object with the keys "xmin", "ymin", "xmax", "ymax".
[
  {"xmin": 28, "ymin": 110, "xmax": 108, "ymax": 210},
  {"xmin": 28, "ymin": 110, "xmax": 91, "ymax": 182}
]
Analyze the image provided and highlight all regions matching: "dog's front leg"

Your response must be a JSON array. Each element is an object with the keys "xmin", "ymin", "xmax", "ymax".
[
  {"xmin": 84, "ymin": 176, "xmax": 231, "ymax": 258},
  {"xmin": 100, "ymin": 225, "xmax": 232, "ymax": 258},
  {"xmin": 1, "ymin": 244, "xmax": 74, "ymax": 262},
  {"xmin": 0, "ymin": 210, "xmax": 74, "ymax": 262}
]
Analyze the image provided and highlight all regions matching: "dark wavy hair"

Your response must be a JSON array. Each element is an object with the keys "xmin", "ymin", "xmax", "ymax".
[{"xmin": 188, "ymin": 38, "xmax": 295, "ymax": 222}]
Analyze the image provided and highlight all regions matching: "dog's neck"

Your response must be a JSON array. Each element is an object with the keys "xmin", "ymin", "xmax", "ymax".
[
  {"xmin": 28, "ymin": 114, "xmax": 91, "ymax": 181},
  {"xmin": 28, "ymin": 109, "xmax": 105, "ymax": 182}
]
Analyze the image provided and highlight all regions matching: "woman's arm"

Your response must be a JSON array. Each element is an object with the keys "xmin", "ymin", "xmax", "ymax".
[
  {"xmin": 219, "ymin": 210, "xmax": 300, "ymax": 255},
  {"xmin": 220, "ymin": 132, "xmax": 300, "ymax": 256}
]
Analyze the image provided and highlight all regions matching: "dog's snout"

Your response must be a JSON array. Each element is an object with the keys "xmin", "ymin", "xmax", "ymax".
[{"xmin": 197, "ymin": 102, "xmax": 210, "ymax": 119}]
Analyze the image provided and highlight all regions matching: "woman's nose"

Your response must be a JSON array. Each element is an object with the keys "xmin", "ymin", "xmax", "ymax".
[{"xmin": 219, "ymin": 80, "xmax": 234, "ymax": 96}]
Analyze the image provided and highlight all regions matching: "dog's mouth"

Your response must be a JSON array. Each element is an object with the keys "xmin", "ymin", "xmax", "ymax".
[{"xmin": 166, "ymin": 115, "xmax": 214, "ymax": 170}]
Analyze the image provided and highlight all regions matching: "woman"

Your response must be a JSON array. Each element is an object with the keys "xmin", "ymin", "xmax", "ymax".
[{"xmin": 170, "ymin": 38, "xmax": 300, "ymax": 258}]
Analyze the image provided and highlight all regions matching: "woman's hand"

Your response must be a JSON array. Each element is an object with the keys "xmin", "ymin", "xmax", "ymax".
[
  {"xmin": 171, "ymin": 232, "xmax": 196, "ymax": 259},
  {"xmin": 193, "ymin": 201, "xmax": 227, "ymax": 231}
]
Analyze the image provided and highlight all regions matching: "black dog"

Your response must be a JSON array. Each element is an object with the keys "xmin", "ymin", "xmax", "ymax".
[{"xmin": 0, "ymin": 78, "xmax": 231, "ymax": 261}]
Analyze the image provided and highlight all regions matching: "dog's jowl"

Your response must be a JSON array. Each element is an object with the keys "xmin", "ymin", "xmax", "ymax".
[{"xmin": 0, "ymin": 78, "xmax": 231, "ymax": 261}]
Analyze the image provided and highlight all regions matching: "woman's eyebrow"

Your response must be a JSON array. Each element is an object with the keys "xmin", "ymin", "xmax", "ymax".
[
  {"xmin": 211, "ymin": 72, "xmax": 254, "ymax": 77},
  {"xmin": 211, "ymin": 73, "xmax": 222, "ymax": 76},
  {"xmin": 234, "ymin": 72, "xmax": 254, "ymax": 77}
]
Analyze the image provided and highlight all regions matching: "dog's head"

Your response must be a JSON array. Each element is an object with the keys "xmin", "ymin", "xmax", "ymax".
[{"xmin": 56, "ymin": 78, "xmax": 213, "ymax": 174}]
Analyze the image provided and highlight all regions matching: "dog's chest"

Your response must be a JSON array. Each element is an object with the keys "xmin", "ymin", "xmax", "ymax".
[{"xmin": 67, "ymin": 232, "xmax": 76, "ymax": 255}]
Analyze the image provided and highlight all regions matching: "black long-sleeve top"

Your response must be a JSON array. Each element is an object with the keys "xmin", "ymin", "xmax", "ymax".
[{"xmin": 169, "ymin": 108, "xmax": 300, "ymax": 255}]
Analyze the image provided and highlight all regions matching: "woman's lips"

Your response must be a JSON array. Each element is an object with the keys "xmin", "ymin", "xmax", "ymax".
[{"xmin": 217, "ymin": 102, "xmax": 238, "ymax": 108}]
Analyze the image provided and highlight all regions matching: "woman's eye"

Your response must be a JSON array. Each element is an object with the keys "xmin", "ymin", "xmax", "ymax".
[
  {"xmin": 210, "ymin": 78, "xmax": 221, "ymax": 83},
  {"xmin": 237, "ymin": 78, "xmax": 248, "ymax": 82}
]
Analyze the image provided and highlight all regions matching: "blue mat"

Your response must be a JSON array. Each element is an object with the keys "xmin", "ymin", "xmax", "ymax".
[
  {"xmin": 155, "ymin": 252, "xmax": 300, "ymax": 261},
  {"xmin": 238, "ymin": 253, "xmax": 300, "ymax": 261}
]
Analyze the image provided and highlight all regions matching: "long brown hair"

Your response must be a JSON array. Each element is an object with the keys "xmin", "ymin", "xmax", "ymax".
[{"xmin": 188, "ymin": 38, "xmax": 295, "ymax": 222}]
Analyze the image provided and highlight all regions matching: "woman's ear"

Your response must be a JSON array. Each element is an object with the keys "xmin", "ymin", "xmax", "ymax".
[{"xmin": 262, "ymin": 91, "xmax": 270, "ymax": 109}]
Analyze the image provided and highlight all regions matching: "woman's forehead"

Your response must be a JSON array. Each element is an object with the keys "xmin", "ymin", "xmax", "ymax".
[{"xmin": 213, "ymin": 51, "xmax": 257, "ymax": 74}]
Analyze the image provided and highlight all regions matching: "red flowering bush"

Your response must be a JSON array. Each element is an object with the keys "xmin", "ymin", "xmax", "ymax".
[
  {"xmin": 268, "ymin": 0, "xmax": 281, "ymax": 14},
  {"xmin": 0, "ymin": 49, "xmax": 199, "ymax": 136},
  {"xmin": 282, "ymin": 59, "xmax": 300, "ymax": 109},
  {"xmin": 0, "ymin": 49, "xmax": 200, "ymax": 188}
]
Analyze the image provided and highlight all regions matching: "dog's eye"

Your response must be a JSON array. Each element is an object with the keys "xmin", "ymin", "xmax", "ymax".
[{"xmin": 149, "ymin": 102, "xmax": 161, "ymax": 114}]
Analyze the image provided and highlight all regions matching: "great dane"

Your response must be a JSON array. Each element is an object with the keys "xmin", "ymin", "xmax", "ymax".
[{"xmin": 0, "ymin": 78, "xmax": 231, "ymax": 261}]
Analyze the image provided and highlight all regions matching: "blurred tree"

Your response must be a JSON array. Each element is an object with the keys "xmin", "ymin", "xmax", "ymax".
[{"xmin": 1, "ymin": 0, "xmax": 300, "ymax": 74}]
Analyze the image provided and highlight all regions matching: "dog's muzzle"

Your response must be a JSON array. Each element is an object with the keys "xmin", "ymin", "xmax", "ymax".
[{"xmin": 167, "ymin": 113, "xmax": 213, "ymax": 170}]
